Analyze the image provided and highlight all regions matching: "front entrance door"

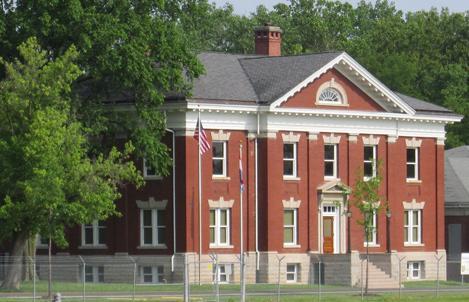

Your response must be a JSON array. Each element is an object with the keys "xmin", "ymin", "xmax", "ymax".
[{"xmin": 323, "ymin": 216, "xmax": 334, "ymax": 254}]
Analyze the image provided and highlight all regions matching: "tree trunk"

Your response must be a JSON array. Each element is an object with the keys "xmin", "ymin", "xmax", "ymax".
[
  {"xmin": 0, "ymin": 232, "xmax": 29, "ymax": 290},
  {"xmin": 365, "ymin": 230, "xmax": 369, "ymax": 295},
  {"xmin": 22, "ymin": 236, "xmax": 36, "ymax": 281},
  {"xmin": 48, "ymin": 237, "xmax": 52, "ymax": 298}
]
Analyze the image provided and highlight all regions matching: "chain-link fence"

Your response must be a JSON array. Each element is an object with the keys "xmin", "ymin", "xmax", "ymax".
[{"xmin": 1, "ymin": 253, "xmax": 469, "ymax": 301}]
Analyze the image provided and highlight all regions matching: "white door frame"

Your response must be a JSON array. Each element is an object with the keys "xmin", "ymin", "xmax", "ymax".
[{"xmin": 318, "ymin": 197, "xmax": 347, "ymax": 254}]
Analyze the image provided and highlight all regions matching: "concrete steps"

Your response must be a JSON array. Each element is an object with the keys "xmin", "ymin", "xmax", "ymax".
[{"xmin": 360, "ymin": 261, "xmax": 399, "ymax": 289}]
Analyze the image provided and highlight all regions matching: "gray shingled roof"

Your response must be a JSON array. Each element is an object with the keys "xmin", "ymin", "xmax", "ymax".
[
  {"xmin": 445, "ymin": 146, "xmax": 469, "ymax": 206},
  {"xmin": 189, "ymin": 52, "xmax": 456, "ymax": 117}
]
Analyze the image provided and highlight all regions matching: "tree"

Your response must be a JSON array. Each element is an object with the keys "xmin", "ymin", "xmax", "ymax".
[
  {"xmin": 0, "ymin": 38, "xmax": 143, "ymax": 290},
  {"xmin": 350, "ymin": 162, "xmax": 385, "ymax": 294}
]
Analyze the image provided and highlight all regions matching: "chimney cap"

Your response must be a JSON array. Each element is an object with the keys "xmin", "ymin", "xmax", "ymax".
[{"xmin": 254, "ymin": 23, "xmax": 282, "ymax": 33}]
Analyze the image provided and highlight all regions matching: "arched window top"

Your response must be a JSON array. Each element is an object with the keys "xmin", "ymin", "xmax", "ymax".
[{"xmin": 316, "ymin": 78, "xmax": 348, "ymax": 106}]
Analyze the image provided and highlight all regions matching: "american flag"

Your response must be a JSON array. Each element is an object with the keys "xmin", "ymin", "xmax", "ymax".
[
  {"xmin": 193, "ymin": 118, "xmax": 210, "ymax": 154},
  {"xmin": 239, "ymin": 144, "xmax": 244, "ymax": 192}
]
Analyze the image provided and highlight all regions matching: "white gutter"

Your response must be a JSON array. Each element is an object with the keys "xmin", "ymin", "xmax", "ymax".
[{"xmin": 255, "ymin": 111, "xmax": 260, "ymax": 271}]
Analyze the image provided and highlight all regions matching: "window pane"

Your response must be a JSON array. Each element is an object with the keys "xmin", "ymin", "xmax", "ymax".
[
  {"xmin": 98, "ymin": 227, "xmax": 106, "ymax": 245},
  {"xmin": 364, "ymin": 146, "xmax": 374, "ymax": 161},
  {"xmin": 213, "ymin": 142, "xmax": 224, "ymax": 157},
  {"xmin": 220, "ymin": 228, "xmax": 227, "ymax": 243},
  {"xmin": 85, "ymin": 227, "xmax": 93, "ymax": 245},
  {"xmin": 287, "ymin": 273, "xmax": 295, "ymax": 281},
  {"xmin": 144, "ymin": 228, "xmax": 153, "ymax": 244},
  {"xmin": 157, "ymin": 228, "xmax": 165, "ymax": 244},
  {"xmin": 404, "ymin": 228, "xmax": 409, "ymax": 242},
  {"xmin": 364, "ymin": 162, "xmax": 373, "ymax": 177},
  {"xmin": 210, "ymin": 211, "xmax": 215, "ymax": 225},
  {"xmin": 220, "ymin": 210, "xmax": 227, "ymax": 225},
  {"xmin": 283, "ymin": 144, "xmax": 294, "ymax": 159},
  {"xmin": 143, "ymin": 274, "xmax": 153, "ymax": 283},
  {"xmin": 284, "ymin": 228, "xmax": 293, "ymax": 243},
  {"xmin": 210, "ymin": 228, "xmax": 215, "ymax": 243},
  {"xmin": 324, "ymin": 145, "xmax": 335, "ymax": 160},
  {"xmin": 324, "ymin": 162, "xmax": 334, "ymax": 176},
  {"xmin": 284, "ymin": 211, "xmax": 294, "ymax": 225},
  {"xmin": 213, "ymin": 159, "xmax": 223, "ymax": 175},
  {"xmin": 287, "ymin": 264, "xmax": 295, "ymax": 273},
  {"xmin": 407, "ymin": 149, "xmax": 415, "ymax": 162},
  {"xmin": 143, "ymin": 210, "xmax": 152, "ymax": 226},
  {"xmin": 413, "ymin": 211, "xmax": 419, "ymax": 225},
  {"xmin": 143, "ymin": 267, "xmax": 152, "ymax": 274},
  {"xmin": 157, "ymin": 210, "xmax": 165, "ymax": 227},
  {"xmin": 404, "ymin": 212, "xmax": 409, "ymax": 225},
  {"xmin": 407, "ymin": 164, "xmax": 415, "ymax": 179},
  {"xmin": 283, "ymin": 161, "xmax": 293, "ymax": 176},
  {"xmin": 413, "ymin": 227, "xmax": 419, "ymax": 242}
]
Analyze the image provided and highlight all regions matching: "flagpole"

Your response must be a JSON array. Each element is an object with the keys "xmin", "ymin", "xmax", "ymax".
[
  {"xmin": 198, "ymin": 107, "xmax": 202, "ymax": 285},
  {"xmin": 240, "ymin": 141, "xmax": 245, "ymax": 302}
]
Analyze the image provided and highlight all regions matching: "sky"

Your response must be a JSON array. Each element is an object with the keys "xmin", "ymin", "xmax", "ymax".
[{"xmin": 211, "ymin": 0, "xmax": 468, "ymax": 15}]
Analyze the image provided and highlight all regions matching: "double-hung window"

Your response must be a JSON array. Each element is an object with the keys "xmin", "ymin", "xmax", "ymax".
[
  {"xmin": 406, "ymin": 148, "xmax": 419, "ymax": 181},
  {"xmin": 210, "ymin": 208, "xmax": 230, "ymax": 246},
  {"xmin": 363, "ymin": 145, "xmax": 377, "ymax": 179},
  {"xmin": 84, "ymin": 266, "xmax": 104, "ymax": 283},
  {"xmin": 364, "ymin": 211, "xmax": 377, "ymax": 245},
  {"xmin": 212, "ymin": 141, "xmax": 227, "ymax": 177},
  {"xmin": 404, "ymin": 210, "xmax": 421, "ymax": 244},
  {"xmin": 283, "ymin": 209, "xmax": 298, "ymax": 246},
  {"xmin": 140, "ymin": 209, "xmax": 166, "ymax": 246},
  {"xmin": 283, "ymin": 143, "xmax": 297, "ymax": 177},
  {"xmin": 407, "ymin": 261, "xmax": 422, "ymax": 280},
  {"xmin": 140, "ymin": 266, "xmax": 164, "ymax": 284},
  {"xmin": 82, "ymin": 220, "xmax": 106, "ymax": 246},
  {"xmin": 143, "ymin": 158, "xmax": 159, "ymax": 179},
  {"xmin": 286, "ymin": 264, "xmax": 299, "ymax": 282},
  {"xmin": 324, "ymin": 144, "xmax": 338, "ymax": 178},
  {"xmin": 213, "ymin": 264, "xmax": 232, "ymax": 284}
]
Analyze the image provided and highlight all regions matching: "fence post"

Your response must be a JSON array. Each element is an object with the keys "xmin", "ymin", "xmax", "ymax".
[
  {"xmin": 78, "ymin": 256, "xmax": 85, "ymax": 302},
  {"xmin": 435, "ymin": 254, "xmax": 443, "ymax": 298},
  {"xmin": 129, "ymin": 256, "xmax": 136, "ymax": 302},
  {"xmin": 360, "ymin": 258, "xmax": 364, "ymax": 302},
  {"xmin": 209, "ymin": 253, "xmax": 219, "ymax": 302},
  {"xmin": 184, "ymin": 254, "xmax": 190, "ymax": 302},
  {"xmin": 395, "ymin": 255, "xmax": 406, "ymax": 300},
  {"xmin": 31, "ymin": 256, "xmax": 36, "ymax": 302},
  {"xmin": 276, "ymin": 256, "xmax": 285, "ymax": 302}
]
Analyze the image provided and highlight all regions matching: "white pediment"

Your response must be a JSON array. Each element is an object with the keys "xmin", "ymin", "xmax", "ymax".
[{"xmin": 317, "ymin": 180, "xmax": 350, "ymax": 194}]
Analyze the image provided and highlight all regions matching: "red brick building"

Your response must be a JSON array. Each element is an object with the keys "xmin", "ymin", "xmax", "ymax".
[{"xmin": 25, "ymin": 25, "xmax": 462, "ymax": 286}]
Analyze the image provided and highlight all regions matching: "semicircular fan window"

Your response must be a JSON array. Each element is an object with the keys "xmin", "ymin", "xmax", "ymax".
[{"xmin": 318, "ymin": 88, "xmax": 342, "ymax": 104}]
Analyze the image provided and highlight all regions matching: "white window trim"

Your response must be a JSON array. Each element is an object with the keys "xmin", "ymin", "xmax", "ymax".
[
  {"xmin": 283, "ymin": 209, "xmax": 298, "ymax": 247},
  {"xmin": 316, "ymin": 79, "xmax": 349, "ymax": 106},
  {"xmin": 81, "ymin": 220, "xmax": 106, "ymax": 247},
  {"xmin": 140, "ymin": 266, "xmax": 164, "ymax": 284},
  {"xmin": 324, "ymin": 144, "xmax": 338, "ymax": 179},
  {"xmin": 283, "ymin": 142, "xmax": 298, "ymax": 178},
  {"xmin": 213, "ymin": 263, "xmax": 232, "ymax": 284},
  {"xmin": 363, "ymin": 145, "xmax": 377, "ymax": 180},
  {"xmin": 286, "ymin": 264, "xmax": 299, "ymax": 283},
  {"xmin": 210, "ymin": 208, "xmax": 231, "ymax": 247},
  {"xmin": 406, "ymin": 148, "xmax": 419, "ymax": 181},
  {"xmin": 36, "ymin": 235, "xmax": 48, "ymax": 249},
  {"xmin": 140, "ymin": 209, "xmax": 166, "ymax": 248},
  {"xmin": 404, "ymin": 209, "xmax": 422, "ymax": 245},
  {"xmin": 143, "ymin": 158, "xmax": 161, "ymax": 180},
  {"xmin": 84, "ymin": 266, "xmax": 104, "ymax": 283},
  {"xmin": 407, "ymin": 261, "xmax": 422, "ymax": 280},
  {"xmin": 212, "ymin": 141, "xmax": 228, "ymax": 178}
]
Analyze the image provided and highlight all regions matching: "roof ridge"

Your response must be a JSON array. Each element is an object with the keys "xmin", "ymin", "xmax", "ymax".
[{"xmin": 239, "ymin": 51, "xmax": 344, "ymax": 61}]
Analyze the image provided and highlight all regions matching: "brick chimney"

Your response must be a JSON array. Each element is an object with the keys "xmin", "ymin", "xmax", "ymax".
[{"xmin": 254, "ymin": 23, "xmax": 282, "ymax": 56}]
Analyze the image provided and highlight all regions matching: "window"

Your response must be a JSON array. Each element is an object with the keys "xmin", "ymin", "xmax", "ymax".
[
  {"xmin": 84, "ymin": 266, "xmax": 104, "ymax": 283},
  {"xmin": 213, "ymin": 264, "xmax": 232, "ymax": 284},
  {"xmin": 140, "ymin": 266, "xmax": 164, "ymax": 284},
  {"xmin": 36, "ymin": 235, "xmax": 48, "ymax": 248},
  {"xmin": 407, "ymin": 261, "xmax": 422, "ymax": 280},
  {"xmin": 406, "ymin": 148, "xmax": 419, "ymax": 180},
  {"xmin": 283, "ymin": 143, "xmax": 297, "ymax": 177},
  {"xmin": 286, "ymin": 264, "xmax": 299, "ymax": 282},
  {"xmin": 283, "ymin": 209, "xmax": 298, "ymax": 246},
  {"xmin": 82, "ymin": 220, "xmax": 106, "ymax": 246},
  {"xmin": 143, "ymin": 158, "xmax": 158, "ymax": 178},
  {"xmin": 364, "ymin": 145, "xmax": 377, "ymax": 178},
  {"xmin": 212, "ymin": 141, "xmax": 227, "ymax": 177},
  {"xmin": 404, "ymin": 210, "xmax": 421, "ymax": 244},
  {"xmin": 318, "ymin": 88, "xmax": 342, "ymax": 104},
  {"xmin": 210, "ymin": 208, "xmax": 230, "ymax": 246},
  {"xmin": 324, "ymin": 144, "xmax": 338, "ymax": 178},
  {"xmin": 364, "ymin": 211, "xmax": 377, "ymax": 245},
  {"xmin": 140, "ymin": 209, "xmax": 166, "ymax": 246}
]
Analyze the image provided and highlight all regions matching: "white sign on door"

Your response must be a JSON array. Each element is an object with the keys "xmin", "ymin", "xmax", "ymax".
[{"xmin": 461, "ymin": 253, "xmax": 469, "ymax": 275}]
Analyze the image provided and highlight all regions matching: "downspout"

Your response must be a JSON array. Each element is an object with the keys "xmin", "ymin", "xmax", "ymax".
[
  {"xmin": 165, "ymin": 120, "xmax": 177, "ymax": 272},
  {"xmin": 255, "ymin": 111, "xmax": 260, "ymax": 270}
]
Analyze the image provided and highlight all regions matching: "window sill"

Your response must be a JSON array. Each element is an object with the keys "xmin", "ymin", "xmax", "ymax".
[
  {"xmin": 283, "ymin": 244, "xmax": 301, "ymax": 249},
  {"xmin": 363, "ymin": 243, "xmax": 380, "ymax": 248},
  {"xmin": 137, "ymin": 244, "xmax": 167, "ymax": 250},
  {"xmin": 315, "ymin": 101, "xmax": 349, "ymax": 107},
  {"xmin": 212, "ymin": 175, "xmax": 231, "ymax": 181},
  {"xmin": 78, "ymin": 245, "xmax": 108, "ymax": 250},
  {"xmin": 283, "ymin": 176, "xmax": 300, "ymax": 181},
  {"xmin": 324, "ymin": 176, "xmax": 340, "ymax": 181},
  {"xmin": 209, "ymin": 244, "xmax": 234, "ymax": 249},
  {"xmin": 404, "ymin": 243, "xmax": 424, "ymax": 247},
  {"xmin": 406, "ymin": 179, "xmax": 422, "ymax": 184}
]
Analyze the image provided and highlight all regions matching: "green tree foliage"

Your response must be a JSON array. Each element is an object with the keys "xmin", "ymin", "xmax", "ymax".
[
  {"xmin": 185, "ymin": 0, "xmax": 468, "ymax": 147},
  {"xmin": 0, "ymin": 38, "xmax": 142, "ymax": 289},
  {"xmin": 0, "ymin": 0, "xmax": 204, "ymax": 174}
]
